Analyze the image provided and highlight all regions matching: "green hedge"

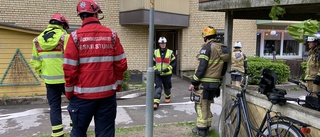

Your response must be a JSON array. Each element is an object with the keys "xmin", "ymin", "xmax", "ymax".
[
  {"xmin": 247, "ymin": 56, "xmax": 290, "ymax": 85},
  {"xmin": 300, "ymin": 61, "xmax": 307, "ymax": 81},
  {"xmin": 121, "ymin": 70, "xmax": 130, "ymax": 91}
]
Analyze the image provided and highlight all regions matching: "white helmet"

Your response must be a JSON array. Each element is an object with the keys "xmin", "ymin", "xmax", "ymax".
[
  {"xmin": 307, "ymin": 37, "xmax": 318, "ymax": 42},
  {"xmin": 234, "ymin": 41, "xmax": 242, "ymax": 48},
  {"xmin": 158, "ymin": 37, "xmax": 167, "ymax": 43}
]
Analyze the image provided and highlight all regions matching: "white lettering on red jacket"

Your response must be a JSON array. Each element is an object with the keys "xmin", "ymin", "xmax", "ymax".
[{"xmin": 63, "ymin": 20, "xmax": 127, "ymax": 100}]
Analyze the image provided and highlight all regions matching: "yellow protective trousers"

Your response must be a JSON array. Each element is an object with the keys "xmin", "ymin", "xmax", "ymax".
[{"xmin": 194, "ymin": 89, "xmax": 214, "ymax": 128}]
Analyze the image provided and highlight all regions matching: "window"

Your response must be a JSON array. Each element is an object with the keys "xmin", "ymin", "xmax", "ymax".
[{"xmin": 258, "ymin": 30, "xmax": 302, "ymax": 58}]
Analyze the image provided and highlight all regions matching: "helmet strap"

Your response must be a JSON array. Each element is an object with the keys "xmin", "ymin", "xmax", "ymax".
[{"xmin": 99, "ymin": 15, "xmax": 105, "ymax": 20}]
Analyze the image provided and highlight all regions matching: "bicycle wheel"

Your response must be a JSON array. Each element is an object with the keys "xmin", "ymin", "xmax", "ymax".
[
  {"xmin": 218, "ymin": 99, "xmax": 241, "ymax": 137},
  {"xmin": 262, "ymin": 121, "xmax": 304, "ymax": 137}
]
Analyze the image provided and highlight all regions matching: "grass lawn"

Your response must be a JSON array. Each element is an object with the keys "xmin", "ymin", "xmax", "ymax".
[{"xmin": 26, "ymin": 122, "xmax": 220, "ymax": 137}]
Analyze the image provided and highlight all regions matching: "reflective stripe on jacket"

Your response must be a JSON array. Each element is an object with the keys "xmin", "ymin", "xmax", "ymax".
[
  {"xmin": 30, "ymin": 24, "xmax": 69, "ymax": 84},
  {"xmin": 63, "ymin": 17, "xmax": 128, "ymax": 100},
  {"xmin": 192, "ymin": 40, "xmax": 230, "ymax": 84},
  {"xmin": 153, "ymin": 49, "xmax": 175, "ymax": 76}
]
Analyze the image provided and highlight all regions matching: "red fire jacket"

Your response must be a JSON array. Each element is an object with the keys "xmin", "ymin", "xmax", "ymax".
[{"xmin": 63, "ymin": 17, "xmax": 127, "ymax": 100}]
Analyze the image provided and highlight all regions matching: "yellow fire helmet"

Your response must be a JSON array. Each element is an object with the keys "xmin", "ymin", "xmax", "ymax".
[{"xmin": 202, "ymin": 26, "xmax": 217, "ymax": 38}]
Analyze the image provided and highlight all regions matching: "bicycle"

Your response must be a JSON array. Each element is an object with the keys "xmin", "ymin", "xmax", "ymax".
[{"xmin": 218, "ymin": 68, "xmax": 310, "ymax": 137}]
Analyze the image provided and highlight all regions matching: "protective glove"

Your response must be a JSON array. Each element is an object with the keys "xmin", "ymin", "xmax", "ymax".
[
  {"xmin": 314, "ymin": 75, "xmax": 320, "ymax": 85},
  {"xmin": 162, "ymin": 68, "xmax": 169, "ymax": 73},
  {"xmin": 155, "ymin": 70, "xmax": 161, "ymax": 75}
]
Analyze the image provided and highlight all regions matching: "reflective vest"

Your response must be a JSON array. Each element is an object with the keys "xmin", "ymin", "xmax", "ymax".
[
  {"xmin": 154, "ymin": 49, "xmax": 174, "ymax": 76},
  {"xmin": 231, "ymin": 50, "xmax": 245, "ymax": 73},
  {"xmin": 30, "ymin": 24, "xmax": 69, "ymax": 84}
]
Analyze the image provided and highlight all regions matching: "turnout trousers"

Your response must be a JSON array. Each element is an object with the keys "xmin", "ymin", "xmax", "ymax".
[
  {"xmin": 46, "ymin": 83, "xmax": 65, "ymax": 137},
  {"xmin": 154, "ymin": 74, "xmax": 172, "ymax": 104},
  {"xmin": 194, "ymin": 89, "xmax": 214, "ymax": 128},
  {"xmin": 68, "ymin": 93, "xmax": 117, "ymax": 137}
]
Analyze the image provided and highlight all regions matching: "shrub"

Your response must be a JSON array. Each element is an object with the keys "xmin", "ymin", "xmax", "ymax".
[
  {"xmin": 121, "ymin": 70, "xmax": 130, "ymax": 91},
  {"xmin": 300, "ymin": 61, "xmax": 307, "ymax": 81},
  {"xmin": 247, "ymin": 56, "xmax": 290, "ymax": 85}
]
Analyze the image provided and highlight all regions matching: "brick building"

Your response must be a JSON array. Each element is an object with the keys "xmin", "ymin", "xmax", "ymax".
[{"xmin": 0, "ymin": 0, "xmax": 301, "ymax": 96}]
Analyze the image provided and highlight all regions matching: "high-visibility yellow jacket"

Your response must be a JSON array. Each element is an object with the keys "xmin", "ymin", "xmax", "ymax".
[
  {"xmin": 30, "ymin": 24, "xmax": 69, "ymax": 84},
  {"xmin": 153, "ymin": 48, "xmax": 176, "ymax": 76}
]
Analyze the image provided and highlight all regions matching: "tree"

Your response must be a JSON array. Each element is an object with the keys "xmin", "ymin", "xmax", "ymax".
[
  {"xmin": 286, "ymin": 20, "xmax": 320, "ymax": 43},
  {"xmin": 269, "ymin": 0, "xmax": 285, "ymax": 20}
]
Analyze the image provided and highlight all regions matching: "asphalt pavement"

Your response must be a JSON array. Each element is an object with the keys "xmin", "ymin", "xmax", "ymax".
[{"xmin": 0, "ymin": 75, "xmax": 306, "ymax": 137}]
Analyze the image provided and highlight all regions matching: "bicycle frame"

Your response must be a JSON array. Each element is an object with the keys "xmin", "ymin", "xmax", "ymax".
[
  {"xmin": 235, "ymin": 87, "xmax": 275, "ymax": 137},
  {"xmin": 230, "ymin": 74, "xmax": 307, "ymax": 137}
]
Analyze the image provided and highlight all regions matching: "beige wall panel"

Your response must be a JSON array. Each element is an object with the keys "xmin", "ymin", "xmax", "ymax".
[
  {"xmin": 120, "ymin": 0, "xmax": 146, "ymax": 11},
  {"xmin": 120, "ymin": 0, "xmax": 189, "ymax": 14}
]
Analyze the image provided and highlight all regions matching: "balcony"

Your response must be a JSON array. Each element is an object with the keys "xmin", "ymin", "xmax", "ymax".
[
  {"xmin": 120, "ymin": 0, "xmax": 189, "ymax": 27},
  {"xmin": 198, "ymin": 0, "xmax": 320, "ymax": 21}
]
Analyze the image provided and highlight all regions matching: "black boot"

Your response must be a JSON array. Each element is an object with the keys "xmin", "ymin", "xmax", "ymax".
[
  {"xmin": 198, "ymin": 128, "xmax": 209, "ymax": 137},
  {"xmin": 192, "ymin": 127, "xmax": 199, "ymax": 133},
  {"xmin": 191, "ymin": 127, "xmax": 209, "ymax": 137}
]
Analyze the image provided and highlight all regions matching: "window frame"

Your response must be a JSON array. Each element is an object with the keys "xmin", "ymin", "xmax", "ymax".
[{"xmin": 258, "ymin": 29, "xmax": 304, "ymax": 59}]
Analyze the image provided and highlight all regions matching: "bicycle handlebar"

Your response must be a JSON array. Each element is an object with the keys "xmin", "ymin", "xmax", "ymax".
[
  {"xmin": 287, "ymin": 78, "xmax": 310, "ymax": 93},
  {"xmin": 285, "ymin": 97, "xmax": 306, "ymax": 105},
  {"xmin": 288, "ymin": 79, "xmax": 300, "ymax": 85}
]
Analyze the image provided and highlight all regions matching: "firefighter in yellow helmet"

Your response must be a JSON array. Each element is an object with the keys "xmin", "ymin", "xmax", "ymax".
[
  {"xmin": 188, "ymin": 26, "xmax": 230, "ymax": 136},
  {"xmin": 153, "ymin": 36, "xmax": 176, "ymax": 110},
  {"xmin": 231, "ymin": 41, "xmax": 248, "ymax": 88},
  {"xmin": 305, "ymin": 35, "xmax": 320, "ymax": 96}
]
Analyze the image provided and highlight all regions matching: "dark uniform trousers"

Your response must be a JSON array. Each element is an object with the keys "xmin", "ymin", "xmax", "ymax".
[
  {"xmin": 68, "ymin": 94, "xmax": 117, "ymax": 137},
  {"xmin": 154, "ymin": 74, "xmax": 172, "ymax": 100},
  {"xmin": 46, "ymin": 83, "xmax": 65, "ymax": 128}
]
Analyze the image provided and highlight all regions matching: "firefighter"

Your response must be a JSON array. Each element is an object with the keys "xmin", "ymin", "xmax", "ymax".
[
  {"xmin": 231, "ymin": 41, "xmax": 248, "ymax": 88},
  {"xmin": 30, "ymin": 13, "xmax": 70, "ymax": 137},
  {"xmin": 188, "ymin": 26, "xmax": 230, "ymax": 136},
  {"xmin": 305, "ymin": 35, "xmax": 320, "ymax": 95},
  {"xmin": 63, "ymin": 0, "xmax": 127, "ymax": 137},
  {"xmin": 153, "ymin": 36, "xmax": 176, "ymax": 110}
]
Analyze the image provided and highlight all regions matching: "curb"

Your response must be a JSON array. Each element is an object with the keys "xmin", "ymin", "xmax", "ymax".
[{"xmin": 0, "ymin": 88, "xmax": 146, "ymax": 106}]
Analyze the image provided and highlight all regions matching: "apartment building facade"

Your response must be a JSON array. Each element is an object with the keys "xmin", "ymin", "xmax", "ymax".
[{"xmin": 1, "ymin": 0, "xmax": 300, "ymax": 96}]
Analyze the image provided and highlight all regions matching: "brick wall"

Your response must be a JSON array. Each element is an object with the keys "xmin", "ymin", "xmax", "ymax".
[{"xmin": 0, "ymin": 0, "xmax": 257, "ymax": 72}]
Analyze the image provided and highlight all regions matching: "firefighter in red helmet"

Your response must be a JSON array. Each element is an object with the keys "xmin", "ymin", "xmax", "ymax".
[
  {"xmin": 64, "ymin": 0, "xmax": 127, "ymax": 137},
  {"xmin": 30, "ymin": 13, "xmax": 70, "ymax": 137}
]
